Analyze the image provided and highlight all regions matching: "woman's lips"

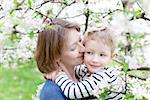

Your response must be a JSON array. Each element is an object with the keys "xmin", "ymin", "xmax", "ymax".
[
  {"xmin": 78, "ymin": 55, "xmax": 83, "ymax": 59},
  {"xmin": 78, "ymin": 56, "xmax": 83, "ymax": 60}
]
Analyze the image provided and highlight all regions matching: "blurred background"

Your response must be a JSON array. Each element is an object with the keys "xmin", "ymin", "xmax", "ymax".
[{"xmin": 0, "ymin": 0, "xmax": 150, "ymax": 100}]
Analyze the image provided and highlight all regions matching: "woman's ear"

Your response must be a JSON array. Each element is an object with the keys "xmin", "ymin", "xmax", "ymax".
[
  {"xmin": 55, "ymin": 58, "xmax": 63, "ymax": 71},
  {"xmin": 56, "ymin": 58, "xmax": 61, "ymax": 63}
]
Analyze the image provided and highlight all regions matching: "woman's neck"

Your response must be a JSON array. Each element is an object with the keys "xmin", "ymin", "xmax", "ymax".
[{"xmin": 62, "ymin": 66, "xmax": 78, "ymax": 82}]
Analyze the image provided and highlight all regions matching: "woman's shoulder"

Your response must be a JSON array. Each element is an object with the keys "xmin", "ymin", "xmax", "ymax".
[
  {"xmin": 40, "ymin": 80, "xmax": 67, "ymax": 100},
  {"xmin": 44, "ymin": 80, "xmax": 60, "ymax": 89}
]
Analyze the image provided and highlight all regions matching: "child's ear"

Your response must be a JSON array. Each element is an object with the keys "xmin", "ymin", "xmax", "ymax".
[
  {"xmin": 111, "ymin": 52, "xmax": 116, "ymax": 60},
  {"xmin": 87, "ymin": 32, "xmax": 94, "ymax": 36}
]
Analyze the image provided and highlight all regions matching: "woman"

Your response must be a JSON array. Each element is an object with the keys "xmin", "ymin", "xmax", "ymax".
[{"xmin": 35, "ymin": 18, "xmax": 85, "ymax": 100}]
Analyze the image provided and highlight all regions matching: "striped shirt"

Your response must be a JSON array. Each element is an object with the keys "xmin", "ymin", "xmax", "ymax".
[{"xmin": 55, "ymin": 64, "xmax": 124, "ymax": 100}]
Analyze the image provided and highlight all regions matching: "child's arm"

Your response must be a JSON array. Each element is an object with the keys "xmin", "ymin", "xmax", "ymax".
[
  {"xmin": 75, "ymin": 64, "xmax": 89, "ymax": 80},
  {"xmin": 91, "ymin": 67, "xmax": 125, "ymax": 99},
  {"xmin": 55, "ymin": 71, "xmax": 97, "ymax": 99}
]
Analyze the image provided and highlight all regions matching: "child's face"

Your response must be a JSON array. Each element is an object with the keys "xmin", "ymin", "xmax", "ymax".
[{"xmin": 84, "ymin": 40, "xmax": 113, "ymax": 73}]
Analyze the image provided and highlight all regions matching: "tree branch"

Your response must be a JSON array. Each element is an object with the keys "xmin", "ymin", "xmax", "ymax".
[
  {"xmin": 60, "ymin": 14, "xmax": 84, "ymax": 19},
  {"xmin": 83, "ymin": 9, "xmax": 90, "ymax": 34},
  {"xmin": 30, "ymin": 8, "xmax": 49, "ymax": 18},
  {"xmin": 55, "ymin": 1, "xmax": 76, "ymax": 18},
  {"xmin": 36, "ymin": 1, "xmax": 65, "ymax": 9},
  {"xmin": 0, "ymin": 4, "xmax": 3, "ymax": 10},
  {"xmin": 102, "ymin": 9, "xmax": 122, "ymax": 18},
  {"xmin": 136, "ymin": 1, "xmax": 150, "ymax": 22},
  {"xmin": 36, "ymin": 1, "xmax": 50, "ymax": 9},
  {"xmin": 0, "ymin": 16, "xmax": 4, "ymax": 19}
]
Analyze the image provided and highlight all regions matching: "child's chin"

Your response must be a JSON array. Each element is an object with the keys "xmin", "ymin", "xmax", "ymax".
[
  {"xmin": 91, "ymin": 68, "xmax": 104, "ymax": 73},
  {"xmin": 89, "ymin": 69, "xmax": 101, "ymax": 73}
]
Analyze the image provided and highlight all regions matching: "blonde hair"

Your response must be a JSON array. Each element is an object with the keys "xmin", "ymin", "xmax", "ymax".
[{"xmin": 84, "ymin": 26, "xmax": 117, "ymax": 53}]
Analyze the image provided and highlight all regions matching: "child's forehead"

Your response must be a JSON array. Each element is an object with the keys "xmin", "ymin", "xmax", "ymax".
[{"xmin": 85, "ymin": 40, "xmax": 111, "ymax": 51}]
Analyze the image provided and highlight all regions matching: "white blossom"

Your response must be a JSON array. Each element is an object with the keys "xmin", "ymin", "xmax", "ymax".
[{"xmin": 32, "ymin": 83, "xmax": 45, "ymax": 100}]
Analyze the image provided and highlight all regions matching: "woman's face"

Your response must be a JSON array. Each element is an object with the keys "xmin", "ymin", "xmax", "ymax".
[{"xmin": 60, "ymin": 29, "xmax": 85, "ymax": 69}]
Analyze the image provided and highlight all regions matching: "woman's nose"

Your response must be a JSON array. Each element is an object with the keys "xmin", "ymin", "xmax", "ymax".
[{"xmin": 79, "ymin": 42, "xmax": 85, "ymax": 53}]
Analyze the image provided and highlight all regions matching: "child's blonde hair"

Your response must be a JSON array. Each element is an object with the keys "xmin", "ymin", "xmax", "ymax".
[{"xmin": 84, "ymin": 26, "xmax": 117, "ymax": 53}]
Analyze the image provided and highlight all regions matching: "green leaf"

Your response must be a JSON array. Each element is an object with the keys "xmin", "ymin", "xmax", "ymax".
[
  {"xmin": 13, "ymin": 0, "xmax": 18, "ymax": 7},
  {"xmin": 123, "ymin": 94, "xmax": 134, "ymax": 100},
  {"xmin": 100, "ymin": 91, "xmax": 108, "ymax": 100},
  {"xmin": 10, "ymin": 10, "xmax": 15, "ymax": 16},
  {"xmin": 123, "ymin": 63, "xmax": 129, "ymax": 72},
  {"xmin": 0, "ymin": 21, "xmax": 4, "ymax": 28},
  {"xmin": 11, "ymin": 32, "xmax": 18, "ymax": 40},
  {"xmin": 135, "ymin": 42, "xmax": 142, "ymax": 48},
  {"xmin": 133, "ymin": 10, "xmax": 143, "ymax": 18},
  {"xmin": 29, "ymin": 31, "xmax": 34, "ymax": 39},
  {"xmin": 27, "ymin": 0, "xmax": 32, "ymax": 8},
  {"xmin": 138, "ymin": 34, "xmax": 145, "ymax": 38},
  {"xmin": 3, "ymin": 38, "xmax": 15, "ymax": 47},
  {"xmin": 127, "ymin": 70, "xmax": 150, "ymax": 79}
]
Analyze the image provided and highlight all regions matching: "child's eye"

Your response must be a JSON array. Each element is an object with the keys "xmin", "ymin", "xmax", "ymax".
[
  {"xmin": 100, "ymin": 54, "xmax": 106, "ymax": 56},
  {"xmin": 86, "ymin": 51, "xmax": 93, "ymax": 55}
]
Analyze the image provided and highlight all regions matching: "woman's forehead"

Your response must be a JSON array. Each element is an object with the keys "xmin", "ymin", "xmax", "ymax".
[{"xmin": 66, "ymin": 29, "xmax": 81, "ymax": 44}]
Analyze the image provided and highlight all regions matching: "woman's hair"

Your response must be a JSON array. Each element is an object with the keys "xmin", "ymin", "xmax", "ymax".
[
  {"xmin": 84, "ymin": 26, "xmax": 117, "ymax": 53},
  {"xmin": 35, "ymin": 18, "xmax": 80, "ymax": 74}
]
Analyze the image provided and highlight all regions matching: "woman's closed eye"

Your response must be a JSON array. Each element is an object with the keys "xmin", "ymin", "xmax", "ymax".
[{"xmin": 70, "ymin": 45, "xmax": 77, "ymax": 51}]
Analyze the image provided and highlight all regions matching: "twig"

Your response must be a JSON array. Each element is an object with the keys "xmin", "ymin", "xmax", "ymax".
[
  {"xmin": 55, "ymin": 1, "xmax": 76, "ymax": 18},
  {"xmin": 30, "ymin": 8, "xmax": 49, "ymax": 18},
  {"xmin": 83, "ymin": 8, "xmax": 90, "ymax": 34},
  {"xmin": 0, "ymin": 16, "xmax": 4, "ymax": 19},
  {"xmin": 0, "ymin": 4, "xmax": 3, "ymax": 10},
  {"xmin": 102, "ymin": 9, "xmax": 122, "ymax": 18},
  {"xmin": 36, "ymin": 1, "xmax": 50, "ymax": 9},
  {"xmin": 136, "ymin": 1, "xmax": 145, "ymax": 12},
  {"xmin": 136, "ymin": 1, "xmax": 150, "ymax": 22},
  {"xmin": 61, "ymin": 14, "xmax": 84, "ymax": 19},
  {"xmin": 114, "ymin": 59, "xmax": 124, "ymax": 66},
  {"xmin": 128, "ymin": 74, "xmax": 147, "ymax": 80},
  {"xmin": 36, "ymin": 1, "xmax": 64, "ymax": 9},
  {"xmin": 142, "ymin": 16, "xmax": 150, "ymax": 21}
]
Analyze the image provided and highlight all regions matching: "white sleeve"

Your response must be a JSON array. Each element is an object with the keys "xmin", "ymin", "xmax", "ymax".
[
  {"xmin": 90, "ymin": 68, "xmax": 125, "ymax": 99},
  {"xmin": 75, "ymin": 64, "xmax": 88, "ymax": 80},
  {"xmin": 55, "ymin": 71, "xmax": 96, "ymax": 99}
]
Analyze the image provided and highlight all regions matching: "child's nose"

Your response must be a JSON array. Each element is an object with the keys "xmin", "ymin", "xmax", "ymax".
[{"xmin": 92, "ymin": 55, "xmax": 100, "ymax": 63}]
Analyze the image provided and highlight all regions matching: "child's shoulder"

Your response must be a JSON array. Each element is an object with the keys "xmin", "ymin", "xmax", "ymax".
[
  {"xmin": 105, "ymin": 67, "xmax": 121, "ymax": 76},
  {"xmin": 104, "ymin": 67, "xmax": 115, "ymax": 72},
  {"xmin": 104, "ymin": 67, "xmax": 120, "ymax": 75}
]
